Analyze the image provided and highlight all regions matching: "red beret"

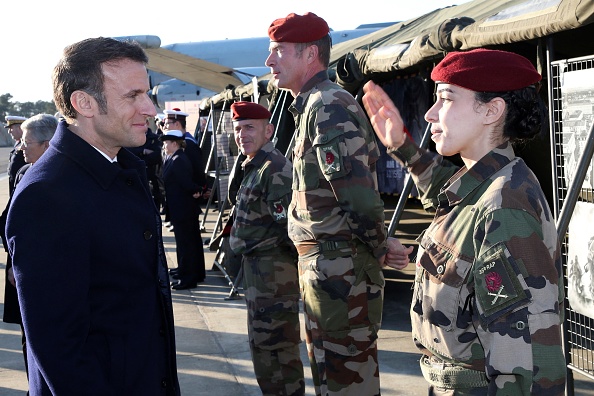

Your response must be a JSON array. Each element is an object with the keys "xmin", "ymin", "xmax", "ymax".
[
  {"xmin": 431, "ymin": 48, "xmax": 541, "ymax": 92},
  {"xmin": 268, "ymin": 12, "xmax": 330, "ymax": 43},
  {"xmin": 231, "ymin": 102, "xmax": 272, "ymax": 121}
]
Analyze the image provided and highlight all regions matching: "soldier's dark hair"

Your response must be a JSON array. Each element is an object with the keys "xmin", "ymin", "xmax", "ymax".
[
  {"xmin": 475, "ymin": 85, "xmax": 547, "ymax": 142},
  {"xmin": 52, "ymin": 37, "xmax": 148, "ymax": 121},
  {"xmin": 296, "ymin": 34, "xmax": 332, "ymax": 68}
]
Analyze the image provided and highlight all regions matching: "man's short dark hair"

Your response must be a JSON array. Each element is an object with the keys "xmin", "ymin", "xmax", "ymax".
[{"xmin": 52, "ymin": 37, "xmax": 148, "ymax": 120}]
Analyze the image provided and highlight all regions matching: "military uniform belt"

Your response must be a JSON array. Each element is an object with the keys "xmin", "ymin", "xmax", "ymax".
[
  {"xmin": 244, "ymin": 246, "xmax": 294, "ymax": 257},
  {"xmin": 295, "ymin": 240, "xmax": 362, "ymax": 257},
  {"xmin": 420, "ymin": 355, "xmax": 489, "ymax": 389}
]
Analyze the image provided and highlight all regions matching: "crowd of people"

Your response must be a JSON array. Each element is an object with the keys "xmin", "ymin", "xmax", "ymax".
[{"xmin": 0, "ymin": 10, "xmax": 568, "ymax": 396}]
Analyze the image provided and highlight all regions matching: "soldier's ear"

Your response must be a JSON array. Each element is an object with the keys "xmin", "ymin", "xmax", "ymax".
[
  {"xmin": 265, "ymin": 123, "xmax": 274, "ymax": 140},
  {"xmin": 484, "ymin": 97, "xmax": 506, "ymax": 126}
]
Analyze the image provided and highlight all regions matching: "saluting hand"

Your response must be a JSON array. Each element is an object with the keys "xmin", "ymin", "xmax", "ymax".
[{"xmin": 362, "ymin": 81, "xmax": 408, "ymax": 150}]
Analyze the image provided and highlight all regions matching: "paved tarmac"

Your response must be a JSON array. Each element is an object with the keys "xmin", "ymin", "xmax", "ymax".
[{"xmin": 1, "ymin": 145, "xmax": 594, "ymax": 395}]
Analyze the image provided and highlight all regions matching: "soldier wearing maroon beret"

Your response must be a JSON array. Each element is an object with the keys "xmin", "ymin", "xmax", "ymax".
[
  {"xmin": 266, "ymin": 12, "xmax": 413, "ymax": 396},
  {"xmin": 363, "ymin": 49, "xmax": 566, "ymax": 395},
  {"xmin": 229, "ymin": 101, "xmax": 305, "ymax": 395}
]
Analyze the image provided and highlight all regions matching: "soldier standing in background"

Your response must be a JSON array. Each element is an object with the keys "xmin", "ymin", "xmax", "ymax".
[
  {"xmin": 229, "ymin": 101, "xmax": 304, "ymax": 396},
  {"xmin": 362, "ymin": 48, "xmax": 566, "ymax": 395},
  {"xmin": 127, "ymin": 118, "xmax": 163, "ymax": 211},
  {"xmin": 265, "ymin": 12, "xmax": 412, "ymax": 396},
  {"xmin": 1, "ymin": 115, "xmax": 28, "ymax": 371},
  {"xmin": 162, "ymin": 108, "xmax": 206, "ymax": 189},
  {"xmin": 4, "ymin": 115, "xmax": 27, "ymax": 197}
]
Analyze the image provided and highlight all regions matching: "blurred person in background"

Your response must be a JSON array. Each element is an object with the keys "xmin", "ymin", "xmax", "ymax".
[
  {"xmin": 1, "ymin": 113, "xmax": 57, "ymax": 395},
  {"xmin": 4, "ymin": 115, "xmax": 27, "ymax": 197},
  {"xmin": 160, "ymin": 129, "xmax": 206, "ymax": 290},
  {"xmin": 127, "ymin": 118, "xmax": 164, "ymax": 211}
]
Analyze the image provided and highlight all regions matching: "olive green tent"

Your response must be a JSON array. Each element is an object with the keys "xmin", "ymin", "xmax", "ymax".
[
  {"xmin": 201, "ymin": 0, "xmax": 594, "ymax": 108},
  {"xmin": 333, "ymin": 0, "xmax": 594, "ymax": 93}
]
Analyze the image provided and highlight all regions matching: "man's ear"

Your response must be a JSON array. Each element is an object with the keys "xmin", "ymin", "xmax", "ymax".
[
  {"xmin": 484, "ymin": 97, "xmax": 506, "ymax": 126},
  {"xmin": 70, "ymin": 90, "xmax": 95, "ymax": 118},
  {"xmin": 265, "ymin": 123, "xmax": 274, "ymax": 140},
  {"xmin": 307, "ymin": 45, "xmax": 319, "ymax": 64}
]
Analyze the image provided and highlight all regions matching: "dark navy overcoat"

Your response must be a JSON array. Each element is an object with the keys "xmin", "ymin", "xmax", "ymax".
[{"xmin": 6, "ymin": 121, "xmax": 180, "ymax": 395}]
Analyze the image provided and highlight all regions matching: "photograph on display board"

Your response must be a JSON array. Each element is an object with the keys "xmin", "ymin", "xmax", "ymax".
[
  {"xmin": 567, "ymin": 201, "xmax": 594, "ymax": 319},
  {"xmin": 560, "ymin": 68, "xmax": 594, "ymax": 190}
]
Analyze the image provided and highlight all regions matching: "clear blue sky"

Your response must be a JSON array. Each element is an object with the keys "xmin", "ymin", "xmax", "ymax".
[{"xmin": 2, "ymin": 0, "xmax": 469, "ymax": 103}]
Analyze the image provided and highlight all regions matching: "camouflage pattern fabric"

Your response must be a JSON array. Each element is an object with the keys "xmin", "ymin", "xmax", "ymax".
[
  {"xmin": 428, "ymin": 385, "xmax": 488, "ymax": 396},
  {"xmin": 389, "ymin": 138, "xmax": 566, "ymax": 395},
  {"xmin": 288, "ymin": 71, "xmax": 387, "ymax": 259},
  {"xmin": 230, "ymin": 141, "xmax": 293, "ymax": 256},
  {"xmin": 287, "ymin": 70, "xmax": 387, "ymax": 395},
  {"xmin": 298, "ymin": 245, "xmax": 384, "ymax": 396},
  {"xmin": 230, "ymin": 141, "xmax": 305, "ymax": 395},
  {"xmin": 243, "ymin": 253, "xmax": 304, "ymax": 396}
]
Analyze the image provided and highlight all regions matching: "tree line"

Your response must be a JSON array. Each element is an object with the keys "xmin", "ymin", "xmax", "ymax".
[
  {"xmin": 0, "ymin": 93, "xmax": 57, "ymax": 147},
  {"xmin": 1, "ymin": 93, "xmax": 57, "ymax": 120}
]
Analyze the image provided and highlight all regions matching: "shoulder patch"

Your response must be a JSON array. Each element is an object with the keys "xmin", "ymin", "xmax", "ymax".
[
  {"xmin": 319, "ymin": 145, "xmax": 341, "ymax": 174},
  {"xmin": 474, "ymin": 245, "xmax": 531, "ymax": 325},
  {"xmin": 272, "ymin": 200, "xmax": 287, "ymax": 221}
]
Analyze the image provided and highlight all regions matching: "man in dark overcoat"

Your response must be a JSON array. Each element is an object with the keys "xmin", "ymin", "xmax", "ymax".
[{"xmin": 5, "ymin": 37, "xmax": 180, "ymax": 395}]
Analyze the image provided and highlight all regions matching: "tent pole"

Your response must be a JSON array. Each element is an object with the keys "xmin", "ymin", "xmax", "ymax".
[{"xmin": 387, "ymin": 122, "xmax": 431, "ymax": 237}]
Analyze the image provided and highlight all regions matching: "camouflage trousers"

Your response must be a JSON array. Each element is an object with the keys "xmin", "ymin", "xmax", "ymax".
[
  {"xmin": 242, "ymin": 251, "xmax": 305, "ymax": 396},
  {"xmin": 297, "ymin": 244, "xmax": 385, "ymax": 396}
]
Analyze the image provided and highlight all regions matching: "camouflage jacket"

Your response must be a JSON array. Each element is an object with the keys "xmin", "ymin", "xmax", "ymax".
[
  {"xmin": 230, "ymin": 141, "xmax": 294, "ymax": 256},
  {"xmin": 288, "ymin": 71, "xmax": 387, "ymax": 258},
  {"xmin": 389, "ymin": 138, "xmax": 566, "ymax": 395}
]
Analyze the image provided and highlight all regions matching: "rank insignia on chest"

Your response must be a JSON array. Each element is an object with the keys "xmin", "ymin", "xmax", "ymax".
[
  {"xmin": 320, "ymin": 146, "xmax": 341, "ymax": 174},
  {"xmin": 272, "ymin": 200, "xmax": 287, "ymax": 221}
]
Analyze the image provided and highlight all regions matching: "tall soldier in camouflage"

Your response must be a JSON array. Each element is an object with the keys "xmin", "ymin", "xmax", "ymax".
[
  {"xmin": 229, "ymin": 101, "xmax": 305, "ymax": 396},
  {"xmin": 266, "ymin": 12, "xmax": 413, "ymax": 396},
  {"xmin": 363, "ymin": 49, "xmax": 566, "ymax": 395}
]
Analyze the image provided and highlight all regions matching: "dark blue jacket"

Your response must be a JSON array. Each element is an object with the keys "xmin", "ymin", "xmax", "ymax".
[
  {"xmin": 6, "ymin": 121, "xmax": 180, "ymax": 395},
  {"xmin": 162, "ymin": 148, "xmax": 201, "ymax": 224}
]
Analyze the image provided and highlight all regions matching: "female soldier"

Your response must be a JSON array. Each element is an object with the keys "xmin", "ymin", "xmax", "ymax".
[
  {"xmin": 362, "ymin": 48, "xmax": 566, "ymax": 395},
  {"xmin": 161, "ymin": 129, "xmax": 205, "ymax": 290}
]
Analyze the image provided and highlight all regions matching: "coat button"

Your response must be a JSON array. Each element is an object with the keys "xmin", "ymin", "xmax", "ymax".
[
  {"xmin": 126, "ymin": 178, "xmax": 134, "ymax": 186},
  {"xmin": 161, "ymin": 378, "xmax": 168, "ymax": 388},
  {"xmin": 144, "ymin": 231, "xmax": 152, "ymax": 240}
]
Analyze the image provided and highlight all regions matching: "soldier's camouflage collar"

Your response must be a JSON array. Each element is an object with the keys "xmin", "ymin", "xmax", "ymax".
[
  {"xmin": 291, "ymin": 70, "xmax": 329, "ymax": 114},
  {"xmin": 438, "ymin": 141, "xmax": 516, "ymax": 206},
  {"xmin": 241, "ymin": 140, "xmax": 276, "ymax": 169}
]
